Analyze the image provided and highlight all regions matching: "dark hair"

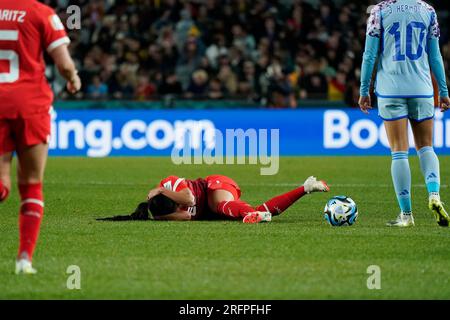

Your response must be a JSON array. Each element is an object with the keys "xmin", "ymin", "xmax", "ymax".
[{"xmin": 148, "ymin": 194, "xmax": 178, "ymax": 217}]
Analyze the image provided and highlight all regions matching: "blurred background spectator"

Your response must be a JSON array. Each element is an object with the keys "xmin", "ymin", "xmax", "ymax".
[{"xmin": 43, "ymin": 0, "xmax": 450, "ymax": 107}]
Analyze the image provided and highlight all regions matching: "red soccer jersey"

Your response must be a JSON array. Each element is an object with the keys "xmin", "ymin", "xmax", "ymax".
[
  {"xmin": 159, "ymin": 176, "xmax": 209, "ymax": 220},
  {"xmin": 0, "ymin": 0, "xmax": 70, "ymax": 119}
]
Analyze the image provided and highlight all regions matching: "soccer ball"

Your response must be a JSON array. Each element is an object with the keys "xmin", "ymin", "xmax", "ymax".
[{"xmin": 324, "ymin": 196, "xmax": 358, "ymax": 227}]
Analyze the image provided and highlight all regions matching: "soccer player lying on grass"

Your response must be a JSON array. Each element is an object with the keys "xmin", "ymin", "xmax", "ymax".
[{"xmin": 145, "ymin": 175, "xmax": 329, "ymax": 223}]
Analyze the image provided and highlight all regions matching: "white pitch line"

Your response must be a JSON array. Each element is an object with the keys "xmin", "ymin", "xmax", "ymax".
[
  {"xmin": 45, "ymin": 181, "xmax": 149, "ymax": 186},
  {"xmin": 241, "ymin": 183, "xmax": 448, "ymax": 188},
  {"xmin": 42, "ymin": 181, "xmax": 448, "ymax": 188}
]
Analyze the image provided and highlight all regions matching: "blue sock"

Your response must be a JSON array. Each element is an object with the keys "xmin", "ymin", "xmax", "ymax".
[
  {"xmin": 391, "ymin": 151, "xmax": 412, "ymax": 214},
  {"xmin": 417, "ymin": 146, "xmax": 440, "ymax": 195}
]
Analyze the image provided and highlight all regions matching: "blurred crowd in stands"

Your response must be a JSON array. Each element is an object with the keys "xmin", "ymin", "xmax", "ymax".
[{"xmin": 44, "ymin": 0, "xmax": 450, "ymax": 107}]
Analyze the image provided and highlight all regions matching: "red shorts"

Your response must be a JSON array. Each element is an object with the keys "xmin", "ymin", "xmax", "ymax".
[
  {"xmin": 0, "ymin": 113, "xmax": 51, "ymax": 155},
  {"xmin": 205, "ymin": 175, "xmax": 241, "ymax": 200}
]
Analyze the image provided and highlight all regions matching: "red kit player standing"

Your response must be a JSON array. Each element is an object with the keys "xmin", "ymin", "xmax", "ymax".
[{"xmin": 0, "ymin": 0, "xmax": 81, "ymax": 274}]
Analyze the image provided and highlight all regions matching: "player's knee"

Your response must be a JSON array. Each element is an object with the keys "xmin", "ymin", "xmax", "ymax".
[
  {"xmin": 387, "ymin": 136, "xmax": 408, "ymax": 152},
  {"xmin": 412, "ymin": 132, "xmax": 433, "ymax": 151},
  {"xmin": 415, "ymin": 143, "xmax": 433, "ymax": 152},
  {"xmin": 17, "ymin": 163, "xmax": 46, "ymax": 186},
  {"xmin": 390, "ymin": 142, "xmax": 409, "ymax": 153}
]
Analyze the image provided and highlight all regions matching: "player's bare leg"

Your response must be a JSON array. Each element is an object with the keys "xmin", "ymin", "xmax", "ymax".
[
  {"xmin": 0, "ymin": 152, "xmax": 13, "ymax": 202},
  {"xmin": 384, "ymin": 119, "xmax": 414, "ymax": 227},
  {"xmin": 411, "ymin": 119, "xmax": 449, "ymax": 227},
  {"xmin": 411, "ymin": 118, "xmax": 433, "ymax": 151},
  {"xmin": 208, "ymin": 189, "xmax": 271, "ymax": 224},
  {"xmin": 385, "ymin": 119, "xmax": 410, "ymax": 152},
  {"xmin": 17, "ymin": 143, "xmax": 48, "ymax": 183},
  {"xmin": 15, "ymin": 143, "xmax": 48, "ymax": 274}
]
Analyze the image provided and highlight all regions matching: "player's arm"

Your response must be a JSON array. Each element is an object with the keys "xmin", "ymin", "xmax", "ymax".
[
  {"xmin": 147, "ymin": 176, "xmax": 196, "ymax": 207},
  {"xmin": 152, "ymin": 210, "xmax": 192, "ymax": 221},
  {"xmin": 429, "ymin": 40, "xmax": 449, "ymax": 111},
  {"xmin": 427, "ymin": 12, "xmax": 449, "ymax": 111},
  {"xmin": 49, "ymin": 45, "xmax": 81, "ymax": 94},
  {"xmin": 428, "ymin": 38, "xmax": 450, "ymax": 111},
  {"xmin": 160, "ymin": 188, "xmax": 196, "ymax": 207},
  {"xmin": 147, "ymin": 186, "xmax": 195, "ymax": 206},
  {"xmin": 360, "ymin": 37, "xmax": 380, "ymax": 99},
  {"xmin": 359, "ymin": 6, "xmax": 381, "ymax": 113},
  {"xmin": 40, "ymin": 7, "xmax": 81, "ymax": 94}
]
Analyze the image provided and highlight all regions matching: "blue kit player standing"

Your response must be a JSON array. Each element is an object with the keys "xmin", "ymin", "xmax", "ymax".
[{"xmin": 359, "ymin": 0, "xmax": 450, "ymax": 227}]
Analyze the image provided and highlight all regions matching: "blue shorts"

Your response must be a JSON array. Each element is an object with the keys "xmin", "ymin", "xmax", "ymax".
[{"xmin": 378, "ymin": 97, "xmax": 435, "ymax": 122}]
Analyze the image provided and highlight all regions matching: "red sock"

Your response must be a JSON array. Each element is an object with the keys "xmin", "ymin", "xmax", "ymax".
[
  {"xmin": 0, "ymin": 181, "xmax": 9, "ymax": 202},
  {"xmin": 217, "ymin": 200, "xmax": 258, "ymax": 218},
  {"xmin": 255, "ymin": 186, "xmax": 306, "ymax": 216},
  {"xmin": 18, "ymin": 183, "xmax": 44, "ymax": 261}
]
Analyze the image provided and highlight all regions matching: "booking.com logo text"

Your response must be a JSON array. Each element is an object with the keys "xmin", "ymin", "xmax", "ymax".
[
  {"xmin": 50, "ymin": 112, "xmax": 217, "ymax": 157},
  {"xmin": 49, "ymin": 110, "xmax": 450, "ymax": 170},
  {"xmin": 324, "ymin": 110, "xmax": 450, "ymax": 149},
  {"xmin": 49, "ymin": 112, "xmax": 280, "ymax": 175}
]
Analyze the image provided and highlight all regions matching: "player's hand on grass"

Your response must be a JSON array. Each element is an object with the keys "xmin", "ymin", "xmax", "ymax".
[
  {"xmin": 67, "ymin": 74, "xmax": 81, "ymax": 94},
  {"xmin": 358, "ymin": 96, "xmax": 372, "ymax": 114},
  {"xmin": 440, "ymin": 97, "xmax": 450, "ymax": 113},
  {"xmin": 147, "ymin": 187, "xmax": 164, "ymax": 201}
]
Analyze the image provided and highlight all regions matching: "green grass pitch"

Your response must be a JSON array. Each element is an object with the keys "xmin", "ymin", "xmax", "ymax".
[{"xmin": 1, "ymin": 156, "xmax": 450, "ymax": 299}]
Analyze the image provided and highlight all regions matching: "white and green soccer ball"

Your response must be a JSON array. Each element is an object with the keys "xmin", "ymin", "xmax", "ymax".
[{"xmin": 324, "ymin": 196, "xmax": 358, "ymax": 227}]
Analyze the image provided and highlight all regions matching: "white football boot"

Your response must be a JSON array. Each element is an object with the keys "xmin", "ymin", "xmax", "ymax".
[
  {"xmin": 15, "ymin": 259, "xmax": 37, "ymax": 275},
  {"xmin": 386, "ymin": 213, "xmax": 415, "ymax": 227},
  {"xmin": 303, "ymin": 176, "xmax": 330, "ymax": 194},
  {"xmin": 429, "ymin": 194, "xmax": 450, "ymax": 227},
  {"xmin": 243, "ymin": 211, "xmax": 272, "ymax": 224}
]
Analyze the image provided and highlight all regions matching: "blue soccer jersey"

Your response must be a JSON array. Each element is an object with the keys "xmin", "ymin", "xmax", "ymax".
[{"xmin": 365, "ymin": 0, "xmax": 441, "ymax": 98}]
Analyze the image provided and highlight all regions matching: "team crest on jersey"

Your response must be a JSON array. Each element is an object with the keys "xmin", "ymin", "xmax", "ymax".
[{"xmin": 49, "ymin": 14, "xmax": 65, "ymax": 31}]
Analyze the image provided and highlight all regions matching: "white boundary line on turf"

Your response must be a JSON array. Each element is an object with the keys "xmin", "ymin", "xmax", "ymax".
[
  {"xmin": 243, "ymin": 183, "xmax": 448, "ymax": 188},
  {"xmin": 43, "ymin": 181, "xmax": 448, "ymax": 188}
]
